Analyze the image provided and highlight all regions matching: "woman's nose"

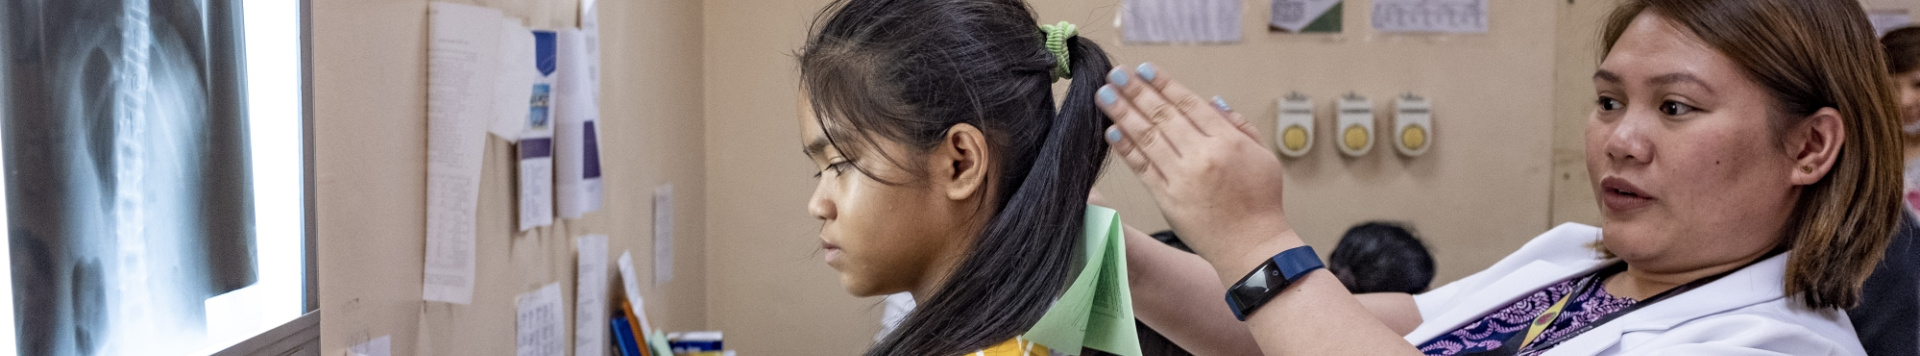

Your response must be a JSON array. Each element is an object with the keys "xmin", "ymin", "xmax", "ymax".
[{"xmin": 1604, "ymin": 110, "xmax": 1655, "ymax": 165}]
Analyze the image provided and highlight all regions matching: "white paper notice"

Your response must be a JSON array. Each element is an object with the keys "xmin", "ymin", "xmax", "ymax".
[
  {"xmin": 491, "ymin": 19, "xmax": 535, "ymax": 140},
  {"xmin": 574, "ymin": 235, "xmax": 609, "ymax": 356},
  {"xmin": 1371, "ymin": 0, "xmax": 1487, "ymax": 34},
  {"xmin": 1121, "ymin": 0, "xmax": 1242, "ymax": 43},
  {"xmin": 517, "ymin": 283, "xmax": 566, "ymax": 356},
  {"xmin": 348, "ymin": 335, "xmax": 391, "ymax": 356},
  {"xmin": 617, "ymin": 251, "xmax": 653, "ymax": 334},
  {"xmin": 423, "ymin": 1, "xmax": 500, "ymax": 305},
  {"xmin": 653, "ymin": 184, "xmax": 674, "ymax": 286},
  {"xmin": 518, "ymin": 30, "xmax": 559, "ymax": 231},
  {"xmin": 556, "ymin": 29, "xmax": 604, "ymax": 219},
  {"xmin": 580, "ymin": 0, "xmax": 602, "ymax": 103}
]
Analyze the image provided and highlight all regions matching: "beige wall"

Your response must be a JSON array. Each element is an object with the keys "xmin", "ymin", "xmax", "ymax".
[
  {"xmin": 700, "ymin": 1, "xmax": 875, "ymax": 354},
  {"xmin": 313, "ymin": 0, "xmax": 706, "ymax": 355},
  {"xmin": 703, "ymin": 0, "xmax": 1560, "ymax": 354},
  {"xmin": 1549, "ymin": 0, "xmax": 1612, "ymax": 227}
]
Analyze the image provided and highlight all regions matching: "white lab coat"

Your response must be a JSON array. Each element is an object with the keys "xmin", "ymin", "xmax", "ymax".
[{"xmin": 1403, "ymin": 223, "xmax": 1867, "ymax": 355}]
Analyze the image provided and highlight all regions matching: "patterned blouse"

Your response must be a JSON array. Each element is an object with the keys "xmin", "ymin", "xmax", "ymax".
[{"xmin": 1417, "ymin": 273, "xmax": 1638, "ymax": 356}]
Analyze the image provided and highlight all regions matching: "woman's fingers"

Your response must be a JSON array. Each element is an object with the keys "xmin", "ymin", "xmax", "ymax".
[
  {"xmin": 1108, "ymin": 126, "xmax": 1168, "ymax": 186},
  {"xmin": 1212, "ymin": 96, "xmax": 1260, "ymax": 141},
  {"xmin": 1107, "ymin": 67, "xmax": 1205, "ymax": 144},
  {"xmin": 1135, "ymin": 63, "xmax": 1242, "ymax": 139},
  {"xmin": 1098, "ymin": 86, "xmax": 1172, "ymax": 186}
]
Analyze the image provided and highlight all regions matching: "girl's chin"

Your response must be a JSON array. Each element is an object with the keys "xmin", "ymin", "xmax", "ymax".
[{"xmin": 838, "ymin": 275, "xmax": 885, "ymax": 297}]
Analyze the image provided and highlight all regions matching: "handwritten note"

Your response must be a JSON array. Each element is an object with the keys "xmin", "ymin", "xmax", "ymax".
[
  {"xmin": 575, "ymin": 235, "xmax": 610, "ymax": 356},
  {"xmin": 517, "ymin": 283, "xmax": 566, "ymax": 356},
  {"xmin": 422, "ymin": 1, "xmax": 500, "ymax": 305}
]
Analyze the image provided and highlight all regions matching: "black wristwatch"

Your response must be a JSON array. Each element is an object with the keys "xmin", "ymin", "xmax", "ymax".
[{"xmin": 1225, "ymin": 245, "xmax": 1324, "ymax": 321}]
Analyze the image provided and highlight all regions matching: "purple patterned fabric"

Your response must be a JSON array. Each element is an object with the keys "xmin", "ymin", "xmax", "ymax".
[{"xmin": 1417, "ymin": 275, "xmax": 1638, "ymax": 356}]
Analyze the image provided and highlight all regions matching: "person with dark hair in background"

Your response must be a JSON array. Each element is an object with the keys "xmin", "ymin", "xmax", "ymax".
[
  {"xmin": 1884, "ymin": 27, "xmax": 1920, "ymax": 211},
  {"xmin": 1330, "ymin": 222, "xmax": 1437, "ymax": 295}
]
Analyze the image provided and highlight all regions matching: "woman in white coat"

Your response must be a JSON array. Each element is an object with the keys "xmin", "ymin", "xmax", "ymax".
[{"xmin": 1094, "ymin": 0, "xmax": 1903, "ymax": 354}]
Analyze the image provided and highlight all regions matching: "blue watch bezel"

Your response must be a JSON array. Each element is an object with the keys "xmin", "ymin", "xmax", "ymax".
[{"xmin": 1224, "ymin": 245, "xmax": 1325, "ymax": 321}]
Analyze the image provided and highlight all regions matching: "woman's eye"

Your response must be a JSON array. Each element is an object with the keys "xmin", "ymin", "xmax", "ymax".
[
  {"xmin": 1659, "ymin": 101, "xmax": 1696, "ymax": 116},
  {"xmin": 1596, "ymin": 97, "xmax": 1623, "ymax": 111}
]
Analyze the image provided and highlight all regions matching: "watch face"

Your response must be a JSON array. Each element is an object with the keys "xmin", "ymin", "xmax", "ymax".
[
  {"xmin": 1230, "ymin": 263, "xmax": 1281, "ymax": 305},
  {"xmin": 1228, "ymin": 247, "xmax": 1324, "ymax": 320}
]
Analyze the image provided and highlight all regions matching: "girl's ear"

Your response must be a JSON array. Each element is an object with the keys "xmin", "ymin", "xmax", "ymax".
[{"xmin": 935, "ymin": 123, "xmax": 990, "ymax": 201}]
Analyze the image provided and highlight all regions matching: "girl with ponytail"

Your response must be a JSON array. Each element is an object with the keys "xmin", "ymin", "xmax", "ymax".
[{"xmin": 795, "ymin": 0, "xmax": 1114, "ymax": 354}]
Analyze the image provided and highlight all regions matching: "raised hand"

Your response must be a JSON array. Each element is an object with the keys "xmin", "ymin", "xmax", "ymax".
[{"xmin": 1094, "ymin": 63, "xmax": 1300, "ymax": 283}]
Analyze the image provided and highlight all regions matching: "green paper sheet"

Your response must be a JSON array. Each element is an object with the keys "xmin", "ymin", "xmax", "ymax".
[
  {"xmin": 1025, "ymin": 205, "xmax": 1141, "ymax": 356},
  {"xmin": 648, "ymin": 330, "xmax": 672, "ymax": 356}
]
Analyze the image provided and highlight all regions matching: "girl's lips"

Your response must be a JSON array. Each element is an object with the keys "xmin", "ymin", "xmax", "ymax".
[
  {"xmin": 822, "ymin": 241, "xmax": 842, "ymax": 263},
  {"xmin": 1600, "ymin": 176, "xmax": 1655, "ymax": 213}
]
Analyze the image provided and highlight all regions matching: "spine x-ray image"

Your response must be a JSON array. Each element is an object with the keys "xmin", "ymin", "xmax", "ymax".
[{"xmin": 2, "ymin": 0, "xmax": 259, "ymax": 355}]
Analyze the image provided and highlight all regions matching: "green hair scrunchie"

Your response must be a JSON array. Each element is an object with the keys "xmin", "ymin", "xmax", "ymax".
[{"xmin": 1040, "ymin": 21, "xmax": 1077, "ymax": 82}]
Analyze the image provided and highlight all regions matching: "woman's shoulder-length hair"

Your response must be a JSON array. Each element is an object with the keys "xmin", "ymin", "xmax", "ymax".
[{"xmin": 1597, "ymin": 0, "xmax": 1904, "ymax": 310}]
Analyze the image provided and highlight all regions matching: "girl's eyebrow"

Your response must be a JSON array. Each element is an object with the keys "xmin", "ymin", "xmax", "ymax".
[{"xmin": 804, "ymin": 137, "xmax": 830, "ymax": 158}]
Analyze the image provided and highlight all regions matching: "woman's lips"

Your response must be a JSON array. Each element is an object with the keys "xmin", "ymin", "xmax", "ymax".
[{"xmin": 1599, "ymin": 176, "xmax": 1655, "ymax": 213}]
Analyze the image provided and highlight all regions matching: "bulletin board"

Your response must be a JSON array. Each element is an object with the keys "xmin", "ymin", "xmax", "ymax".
[{"xmin": 311, "ymin": 0, "xmax": 709, "ymax": 355}]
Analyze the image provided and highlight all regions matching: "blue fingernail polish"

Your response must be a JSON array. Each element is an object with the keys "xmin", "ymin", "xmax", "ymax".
[
  {"xmin": 1137, "ymin": 63, "xmax": 1158, "ymax": 82},
  {"xmin": 1212, "ymin": 96, "xmax": 1231, "ymax": 112},
  {"xmin": 1107, "ymin": 69, "xmax": 1129, "ymax": 87},
  {"xmin": 1098, "ymin": 86, "xmax": 1118, "ymax": 106},
  {"xmin": 1106, "ymin": 127, "xmax": 1122, "ymax": 143}
]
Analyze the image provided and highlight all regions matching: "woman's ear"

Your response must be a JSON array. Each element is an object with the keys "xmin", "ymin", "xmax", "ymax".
[
  {"xmin": 1787, "ymin": 107, "xmax": 1845, "ymax": 185},
  {"xmin": 935, "ymin": 123, "xmax": 991, "ymax": 201}
]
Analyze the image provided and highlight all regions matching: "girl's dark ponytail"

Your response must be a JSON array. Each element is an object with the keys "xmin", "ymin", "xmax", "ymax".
[{"xmin": 799, "ymin": 0, "xmax": 1113, "ymax": 355}]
